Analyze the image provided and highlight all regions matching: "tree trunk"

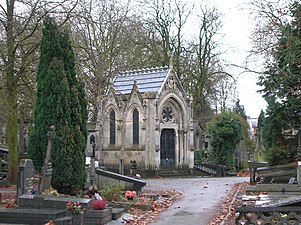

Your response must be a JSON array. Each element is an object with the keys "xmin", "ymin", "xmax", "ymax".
[
  {"xmin": 6, "ymin": 0, "xmax": 18, "ymax": 185},
  {"xmin": 199, "ymin": 94, "xmax": 206, "ymax": 130},
  {"xmin": 7, "ymin": 89, "xmax": 18, "ymax": 184}
]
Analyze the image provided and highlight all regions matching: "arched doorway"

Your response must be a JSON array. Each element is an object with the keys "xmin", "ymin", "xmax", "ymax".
[{"xmin": 160, "ymin": 129, "xmax": 175, "ymax": 166}]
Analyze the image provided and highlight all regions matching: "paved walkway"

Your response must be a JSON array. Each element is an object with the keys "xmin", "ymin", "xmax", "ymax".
[{"xmin": 143, "ymin": 177, "xmax": 248, "ymax": 225}]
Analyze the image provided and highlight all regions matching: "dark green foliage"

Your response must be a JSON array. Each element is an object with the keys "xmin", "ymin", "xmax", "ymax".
[
  {"xmin": 257, "ymin": 2, "xmax": 301, "ymax": 165},
  {"xmin": 28, "ymin": 17, "xmax": 62, "ymax": 171},
  {"xmin": 28, "ymin": 17, "xmax": 87, "ymax": 195},
  {"xmin": 261, "ymin": 97, "xmax": 288, "ymax": 148},
  {"xmin": 257, "ymin": 110, "xmax": 265, "ymax": 130},
  {"xmin": 194, "ymin": 150, "xmax": 203, "ymax": 164},
  {"xmin": 233, "ymin": 99, "xmax": 247, "ymax": 120},
  {"xmin": 258, "ymin": 2, "xmax": 301, "ymax": 128},
  {"xmin": 207, "ymin": 111, "xmax": 243, "ymax": 171},
  {"xmin": 232, "ymin": 100, "xmax": 254, "ymax": 152},
  {"xmin": 258, "ymin": 97, "xmax": 297, "ymax": 165},
  {"xmin": 265, "ymin": 145, "xmax": 296, "ymax": 166}
]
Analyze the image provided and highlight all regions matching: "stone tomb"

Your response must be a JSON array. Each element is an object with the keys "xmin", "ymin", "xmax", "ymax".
[
  {"xmin": 94, "ymin": 168, "xmax": 146, "ymax": 193},
  {"xmin": 0, "ymin": 208, "xmax": 67, "ymax": 225},
  {"xmin": 236, "ymin": 192, "xmax": 301, "ymax": 223},
  {"xmin": 1, "ymin": 159, "xmax": 116, "ymax": 225},
  {"xmin": 0, "ymin": 194, "xmax": 113, "ymax": 225}
]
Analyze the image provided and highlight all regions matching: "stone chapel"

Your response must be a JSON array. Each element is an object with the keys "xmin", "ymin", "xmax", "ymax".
[{"xmin": 102, "ymin": 66, "xmax": 194, "ymax": 168}]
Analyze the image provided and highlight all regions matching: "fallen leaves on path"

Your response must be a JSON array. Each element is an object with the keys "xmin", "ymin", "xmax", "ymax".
[
  {"xmin": 209, "ymin": 181, "xmax": 248, "ymax": 225},
  {"xmin": 124, "ymin": 189, "xmax": 182, "ymax": 225}
]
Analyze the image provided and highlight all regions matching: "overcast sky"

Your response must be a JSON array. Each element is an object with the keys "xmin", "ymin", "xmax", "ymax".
[
  {"xmin": 1, "ymin": 0, "xmax": 267, "ymax": 118},
  {"xmin": 212, "ymin": 0, "xmax": 267, "ymax": 118}
]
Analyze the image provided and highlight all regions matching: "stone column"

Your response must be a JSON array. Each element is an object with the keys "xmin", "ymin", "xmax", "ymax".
[
  {"xmin": 175, "ymin": 130, "xmax": 180, "ymax": 165},
  {"xmin": 182, "ymin": 130, "xmax": 185, "ymax": 164},
  {"xmin": 297, "ymin": 130, "xmax": 301, "ymax": 186},
  {"xmin": 249, "ymin": 161, "xmax": 256, "ymax": 184},
  {"xmin": 119, "ymin": 159, "xmax": 124, "ymax": 175}
]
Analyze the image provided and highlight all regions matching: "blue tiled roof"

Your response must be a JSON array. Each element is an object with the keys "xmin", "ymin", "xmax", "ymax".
[{"xmin": 113, "ymin": 67, "xmax": 169, "ymax": 94}]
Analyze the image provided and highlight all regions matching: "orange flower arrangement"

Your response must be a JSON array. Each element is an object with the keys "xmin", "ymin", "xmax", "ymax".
[{"xmin": 125, "ymin": 190, "xmax": 136, "ymax": 200}]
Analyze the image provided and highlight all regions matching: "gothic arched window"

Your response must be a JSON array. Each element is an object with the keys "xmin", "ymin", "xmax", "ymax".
[
  {"xmin": 110, "ymin": 110, "xmax": 116, "ymax": 145},
  {"xmin": 133, "ymin": 108, "xmax": 139, "ymax": 144}
]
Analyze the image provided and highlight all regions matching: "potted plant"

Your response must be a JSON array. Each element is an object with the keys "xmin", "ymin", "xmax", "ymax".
[{"xmin": 93, "ymin": 193, "xmax": 107, "ymax": 210}]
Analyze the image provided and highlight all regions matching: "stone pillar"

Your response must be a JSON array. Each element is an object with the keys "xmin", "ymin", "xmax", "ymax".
[
  {"xmin": 175, "ymin": 130, "xmax": 179, "ymax": 165},
  {"xmin": 297, "ymin": 130, "xmax": 301, "ymax": 186},
  {"xmin": 183, "ymin": 130, "xmax": 187, "ymax": 164},
  {"xmin": 90, "ymin": 139, "xmax": 96, "ymax": 185},
  {"xmin": 90, "ymin": 158, "xmax": 95, "ymax": 185},
  {"xmin": 249, "ymin": 161, "xmax": 256, "ymax": 184},
  {"xmin": 119, "ymin": 159, "xmax": 124, "ymax": 175}
]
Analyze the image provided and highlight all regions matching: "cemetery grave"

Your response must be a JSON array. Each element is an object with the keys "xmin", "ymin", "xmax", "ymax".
[
  {"xmin": 235, "ymin": 161, "xmax": 301, "ymax": 224},
  {"xmin": 0, "ymin": 125, "xmax": 185, "ymax": 225},
  {"xmin": 0, "ymin": 125, "xmax": 119, "ymax": 225},
  {"xmin": 0, "ymin": 125, "xmax": 147, "ymax": 225},
  {"xmin": 0, "ymin": 155, "xmax": 179, "ymax": 225},
  {"xmin": 0, "ymin": 158, "xmax": 120, "ymax": 225},
  {"xmin": 235, "ymin": 193, "xmax": 301, "ymax": 224},
  {"xmin": 0, "ymin": 161, "xmax": 182, "ymax": 225}
]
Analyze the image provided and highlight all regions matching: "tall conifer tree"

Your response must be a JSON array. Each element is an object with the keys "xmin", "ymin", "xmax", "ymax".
[
  {"xmin": 257, "ymin": 2, "xmax": 301, "ymax": 165},
  {"xmin": 28, "ymin": 17, "xmax": 87, "ymax": 195}
]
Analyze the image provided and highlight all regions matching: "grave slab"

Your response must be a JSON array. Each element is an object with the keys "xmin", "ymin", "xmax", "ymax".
[
  {"xmin": 0, "ymin": 208, "xmax": 66, "ymax": 225},
  {"xmin": 18, "ymin": 194, "xmax": 93, "ymax": 210}
]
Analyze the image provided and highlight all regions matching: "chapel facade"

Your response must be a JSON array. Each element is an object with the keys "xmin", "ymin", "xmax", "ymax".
[{"xmin": 102, "ymin": 66, "xmax": 194, "ymax": 168}]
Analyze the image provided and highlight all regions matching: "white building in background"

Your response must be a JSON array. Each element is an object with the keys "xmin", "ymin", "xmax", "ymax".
[{"xmin": 247, "ymin": 117, "xmax": 258, "ymax": 138}]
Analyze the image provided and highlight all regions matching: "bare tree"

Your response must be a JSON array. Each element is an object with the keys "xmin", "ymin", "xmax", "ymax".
[
  {"xmin": 249, "ymin": 0, "xmax": 290, "ymax": 60},
  {"xmin": 71, "ymin": 0, "xmax": 132, "ymax": 122},
  {"xmin": 183, "ymin": 5, "xmax": 228, "ymax": 128},
  {"xmin": 116, "ymin": 17, "xmax": 167, "ymax": 70},
  {"xmin": 211, "ymin": 73, "xmax": 237, "ymax": 113},
  {"xmin": 139, "ymin": 0, "xmax": 193, "ymax": 75}
]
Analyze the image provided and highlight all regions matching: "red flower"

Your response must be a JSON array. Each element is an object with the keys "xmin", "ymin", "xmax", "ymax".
[
  {"xmin": 66, "ymin": 201, "xmax": 82, "ymax": 215},
  {"xmin": 125, "ymin": 190, "xmax": 137, "ymax": 199}
]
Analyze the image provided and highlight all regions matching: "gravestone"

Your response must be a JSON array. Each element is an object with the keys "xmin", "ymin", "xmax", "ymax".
[
  {"xmin": 39, "ymin": 125, "xmax": 55, "ymax": 193},
  {"xmin": 85, "ymin": 165, "xmax": 91, "ymax": 189},
  {"xmin": 297, "ymin": 130, "xmax": 301, "ymax": 186},
  {"xmin": 119, "ymin": 159, "xmax": 124, "ymax": 175},
  {"xmin": 17, "ymin": 159, "xmax": 35, "ymax": 199},
  {"xmin": 90, "ymin": 158, "xmax": 95, "ymax": 185}
]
